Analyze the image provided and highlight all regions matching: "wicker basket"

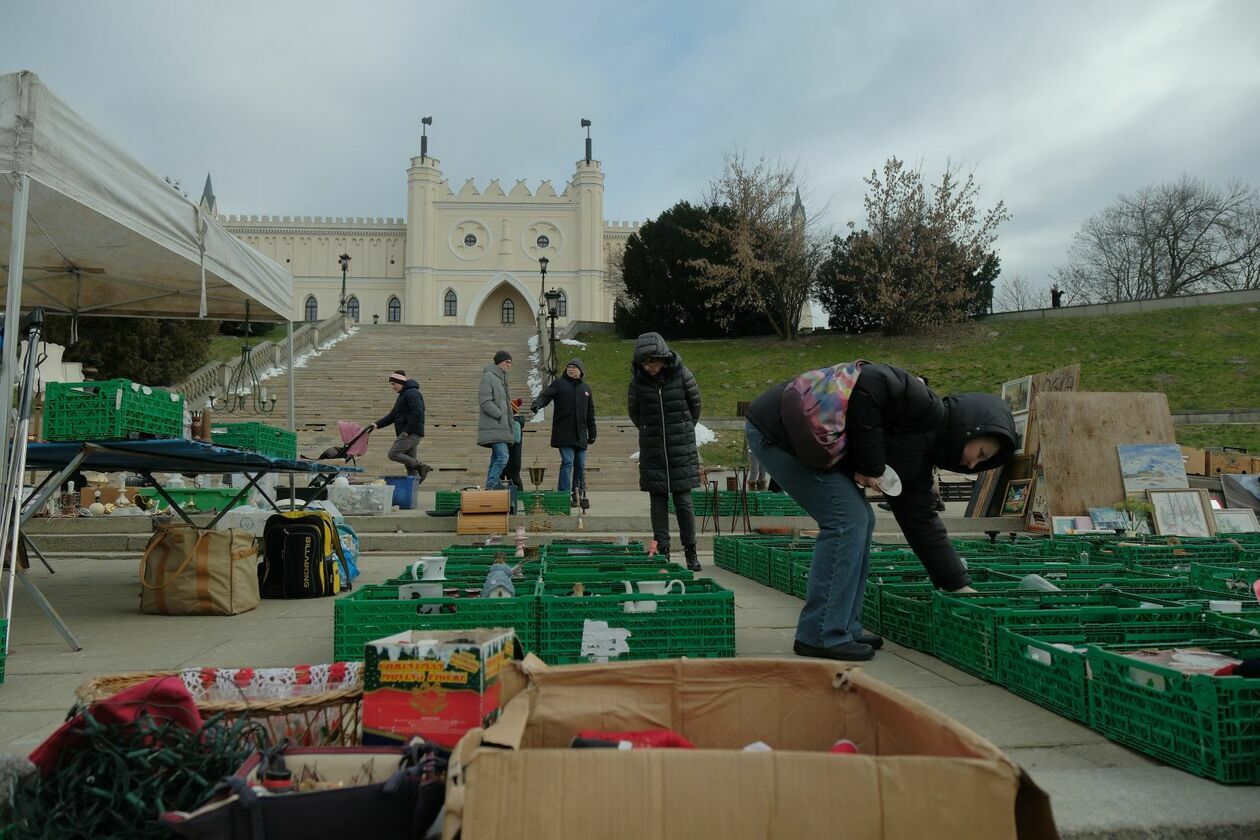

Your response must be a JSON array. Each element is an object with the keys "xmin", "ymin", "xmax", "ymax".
[{"xmin": 76, "ymin": 665, "xmax": 363, "ymax": 747}]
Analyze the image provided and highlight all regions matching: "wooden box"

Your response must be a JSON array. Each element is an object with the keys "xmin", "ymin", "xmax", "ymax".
[
  {"xmin": 460, "ymin": 490, "xmax": 511, "ymax": 514},
  {"xmin": 1180, "ymin": 446, "xmax": 1207, "ymax": 477},
  {"xmin": 457, "ymin": 512, "xmax": 510, "ymax": 535},
  {"xmin": 1207, "ymin": 451, "xmax": 1252, "ymax": 476}
]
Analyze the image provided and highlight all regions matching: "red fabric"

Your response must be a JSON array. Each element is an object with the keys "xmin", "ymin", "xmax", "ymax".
[
  {"xmin": 29, "ymin": 676, "xmax": 202, "ymax": 774},
  {"xmin": 575, "ymin": 728, "xmax": 695, "ymax": 749},
  {"xmin": 337, "ymin": 421, "xmax": 371, "ymax": 457},
  {"xmin": 830, "ymin": 739, "xmax": 860, "ymax": 754}
]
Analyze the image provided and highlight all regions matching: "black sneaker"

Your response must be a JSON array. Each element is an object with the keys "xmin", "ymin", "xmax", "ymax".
[
  {"xmin": 857, "ymin": 632, "xmax": 884, "ymax": 650},
  {"xmin": 793, "ymin": 640, "xmax": 875, "ymax": 661},
  {"xmin": 684, "ymin": 545, "xmax": 701, "ymax": 572}
]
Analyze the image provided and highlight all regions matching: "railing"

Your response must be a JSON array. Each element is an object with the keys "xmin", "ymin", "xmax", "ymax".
[{"xmin": 179, "ymin": 314, "xmax": 351, "ymax": 408}]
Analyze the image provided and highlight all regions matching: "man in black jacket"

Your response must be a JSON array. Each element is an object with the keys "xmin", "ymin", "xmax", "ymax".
[
  {"xmin": 628, "ymin": 333, "xmax": 703, "ymax": 572},
  {"xmin": 531, "ymin": 358, "xmax": 597, "ymax": 507},
  {"xmin": 745, "ymin": 362, "xmax": 1015, "ymax": 660},
  {"xmin": 367, "ymin": 370, "xmax": 431, "ymax": 483}
]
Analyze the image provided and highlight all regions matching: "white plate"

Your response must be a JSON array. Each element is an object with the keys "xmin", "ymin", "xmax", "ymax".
[{"xmin": 878, "ymin": 466, "xmax": 902, "ymax": 497}]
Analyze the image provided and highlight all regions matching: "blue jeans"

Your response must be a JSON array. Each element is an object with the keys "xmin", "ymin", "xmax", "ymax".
[
  {"xmin": 746, "ymin": 422, "xmax": 875, "ymax": 647},
  {"xmin": 557, "ymin": 446, "xmax": 587, "ymax": 492},
  {"xmin": 485, "ymin": 442, "xmax": 510, "ymax": 489}
]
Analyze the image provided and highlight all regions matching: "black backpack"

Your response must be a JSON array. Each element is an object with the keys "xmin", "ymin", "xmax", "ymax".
[{"xmin": 259, "ymin": 511, "xmax": 351, "ymax": 599}]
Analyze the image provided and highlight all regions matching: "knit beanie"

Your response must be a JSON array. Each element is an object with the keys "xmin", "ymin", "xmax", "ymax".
[
  {"xmin": 388, "ymin": 371, "xmax": 407, "ymax": 385},
  {"xmin": 493, "ymin": 350, "xmax": 513, "ymax": 364}
]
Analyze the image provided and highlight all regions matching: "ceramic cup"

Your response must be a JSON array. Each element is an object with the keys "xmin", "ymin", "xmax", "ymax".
[
  {"xmin": 411, "ymin": 556, "xmax": 447, "ymax": 581},
  {"xmin": 636, "ymin": 579, "xmax": 686, "ymax": 596},
  {"xmin": 621, "ymin": 579, "xmax": 658, "ymax": 614}
]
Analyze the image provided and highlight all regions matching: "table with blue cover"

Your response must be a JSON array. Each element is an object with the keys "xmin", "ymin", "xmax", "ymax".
[{"xmin": 11, "ymin": 440, "xmax": 359, "ymax": 650}]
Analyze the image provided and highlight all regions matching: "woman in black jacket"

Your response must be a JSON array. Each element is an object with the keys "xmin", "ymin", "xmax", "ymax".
[
  {"xmin": 745, "ymin": 362, "xmax": 1016, "ymax": 661},
  {"xmin": 627, "ymin": 333, "xmax": 703, "ymax": 572},
  {"xmin": 531, "ymin": 358, "xmax": 597, "ymax": 505}
]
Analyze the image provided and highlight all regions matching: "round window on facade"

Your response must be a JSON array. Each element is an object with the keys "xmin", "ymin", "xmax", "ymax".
[
  {"xmin": 464, "ymin": 233, "xmax": 478, "ymax": 247},
  {"xmin": 536, "ymin": 234, "xmax": 550, "ymax": 249}
]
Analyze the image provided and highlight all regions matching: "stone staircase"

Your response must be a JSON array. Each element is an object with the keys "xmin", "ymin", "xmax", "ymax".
[{"xmin": 241, "ymin": 324, "xmax": 643, "ymax": 490}]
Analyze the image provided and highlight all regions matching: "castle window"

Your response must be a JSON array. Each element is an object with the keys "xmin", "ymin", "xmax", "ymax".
[
  {"xmin": 501, "ymin": 298, "xmax": 515, "ymax": 325},
  {"xmin": 387, "ymin": 296, "xmax": 402, "ymax": 323},
  {"xmin": 556, "ymin": 290, "xmax": 568, "ymax": 318},
  {"xmin": 346, "ymin": 295, "xmax": 360, "ymax": 322},
  {"xmin": 443, "ymin": 289, "xmax": 457, "ymax": 317},
  {"xmin": 304, "ymin": 295, "xmax": 318, "ymax": 322}
]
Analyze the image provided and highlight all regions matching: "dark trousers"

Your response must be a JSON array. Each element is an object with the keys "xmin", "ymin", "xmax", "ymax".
[
  {"xmin": 501, "ymin": 440, "xmax": 523, "ymax": 489},
  {"xmin": 648, "ymin": 489, "xmax": 696, "ymax": 556}
]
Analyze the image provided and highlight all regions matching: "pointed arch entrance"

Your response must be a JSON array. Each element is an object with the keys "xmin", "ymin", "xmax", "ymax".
[{"xmin": 466, "ymin": 273, "xmax": 538, "ymax": 328}]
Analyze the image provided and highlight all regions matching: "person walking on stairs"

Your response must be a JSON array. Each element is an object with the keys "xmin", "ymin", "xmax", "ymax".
[
  {"xmin": 628, "ymin": 333, "xmax": 703, "ymax": 572},
  {"xmin": 366, "ymin": 370, "xmax": 430, "ymax": 483},
  {"xmin": 478, "ymin": 351, "xmax": 515, "ymax": 490},
  {"xmin": 531, "ymin": 358, "xmax": 597, "ymax": 508}
]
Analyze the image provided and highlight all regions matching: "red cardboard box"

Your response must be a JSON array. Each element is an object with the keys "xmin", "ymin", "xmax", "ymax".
[{"xmin": 363, "ymin": 628, "xmax": 514, "ymax": 748}]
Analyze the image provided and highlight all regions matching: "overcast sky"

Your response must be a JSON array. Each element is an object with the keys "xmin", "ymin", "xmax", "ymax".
[{"xmin": 5, "ymin": 0, "xmax": 1259, "ymax": 299}]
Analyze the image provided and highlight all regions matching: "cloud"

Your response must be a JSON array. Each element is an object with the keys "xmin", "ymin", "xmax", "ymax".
[{"xmin": 4, "ymin": 0, "xmax": 1258, "ymax": 289}]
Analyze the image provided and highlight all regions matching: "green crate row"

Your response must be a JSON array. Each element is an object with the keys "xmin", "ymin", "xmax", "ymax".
[
  {"xmin": 669, "ymin": 489, "xmax": 807, "ymax": 517},
  {"xmin": 43, "ymin": 378, "xmax": 183, "ymax": 441},
  {"xmin": 210, "ymin": 421, "xmax": 297, "ymax": 460},
  {"xmin": 334, "ymin": 576, "xmax": 733, "ymax": 666},
  {"xmin": 517, "ymin": 491, "xmax": 573, "ymax": 514}
]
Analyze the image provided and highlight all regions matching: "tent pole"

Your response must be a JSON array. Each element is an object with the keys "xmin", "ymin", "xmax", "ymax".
[
  {"xmin": 287, "ymin": 320, "xmax": 296, "ymax": 511},
  {"xmin": 1, "ymin": 173, "xmax": 31, "ymax": 646}
]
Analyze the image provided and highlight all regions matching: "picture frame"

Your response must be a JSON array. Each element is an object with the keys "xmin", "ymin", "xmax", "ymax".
[
  {"xmin": 1012, "ymin": 411, "xmax": 1029, "ymax": 456},
  {"xmin": 1117, "ymin": 444, "xmax": 1190, "ymax": 495},
  {"xmin": 1001, "ymin": 376, "xmax": 1032, "ymax": 414},
  {"xmin": 1025, "ymin": 469, "xmax": 1050, "ymax": 533},
  {"xmin": 1147, "ymin": 488, "xmax": 1215, "ymax": 538},
  {"xmin": 1088, "ymin": 506, "xmax": 1128, "ymax": 531},
  {"xmin": 1051, "ymin": 515, "xmax": 1076, "ymax": 536},
  {"xmin": 1213, "ymin": 508, "xmax": 1260, "ymax": 534},
  {"xmin": 1002, "ymin": 478, "xmax": 1033, "ymax": 516}
]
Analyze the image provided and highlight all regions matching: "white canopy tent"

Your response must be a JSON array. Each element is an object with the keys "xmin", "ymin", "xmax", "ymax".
[{"xmin": 1, "ymin": 70, "xmax": 299, "ymax": 652}]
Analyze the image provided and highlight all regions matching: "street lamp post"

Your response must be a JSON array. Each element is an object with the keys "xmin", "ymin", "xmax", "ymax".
[
  {"xmin": 537, "ymin": 256, "xmax": 549, "ymax": 309},
  {"xmin": 338, "ymin": 252, "xmax": 351, "ymax": 315},
  {"xmin": 543, "ymin": 288, "xmax": 562, "ymax": 383}
]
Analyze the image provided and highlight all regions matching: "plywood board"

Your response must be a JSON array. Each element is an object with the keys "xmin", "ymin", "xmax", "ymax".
[
  {"xmin": 1034, "ymin": 392, "xmax": 1176, "ymax": 516},
  {"xmin": 1022, "ymin": 363, "xmax": 1081, "ymax": 457}
]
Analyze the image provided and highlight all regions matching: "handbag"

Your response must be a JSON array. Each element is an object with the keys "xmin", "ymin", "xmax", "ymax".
[{"xmin": 140, "ymin": 524, "xmax": 260, "ymax": 616}]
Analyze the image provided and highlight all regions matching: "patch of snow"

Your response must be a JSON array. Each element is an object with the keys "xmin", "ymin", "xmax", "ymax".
[
  {"xmin": 695, "ymin": 422, "xmax": 717, "ymax": 446},
  {"xmin": 559, "ymin": 338, "xmax": 587, "ymax": 349},
  {"xmin": 527, "ymin": 334, "xmax": 539, "ymax": 352}
]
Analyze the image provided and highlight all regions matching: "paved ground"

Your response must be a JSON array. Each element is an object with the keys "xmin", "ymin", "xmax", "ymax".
[{"xmin": 3, "ymin": 494, "xmax": 1259, "ymax": 837}]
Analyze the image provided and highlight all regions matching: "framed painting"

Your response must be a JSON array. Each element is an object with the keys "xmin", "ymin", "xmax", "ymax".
[
  {"xmin": 1012, "ymin": 412, "xmax": 1029, "ymax": 455},
  {"xmin": 1001, "ymin": 376, "xmax": 1032, "ymax": 414},
  {"xmin": 1025, "ymin": 469, "xmax": 1050, "ymax": 533},
  {"xmin": 1214, "ymin": 508, "xmax": 1260, "ymax": 534},
  {"xmin": 1118, "ymin": 444, "xmax": 1190, "ymax": 495},
  {"xmin": 1089, "ymin": 507, "xmax": 1128, "ymax": 531},
  {"xmin": 1051, "ymin": 516, "xmax": 1076, "ymax": 535},
  {"xmin": 1002, "ymin": 479, "xmax": 1033, "ymax": 516},
  {"xmin": 1147, "ymin": 488, "xmax": 1214, "ymax": 538}
]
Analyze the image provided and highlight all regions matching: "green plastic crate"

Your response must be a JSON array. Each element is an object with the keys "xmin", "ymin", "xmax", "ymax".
[
  {"xmin": 872, "ymin": 573, "xmax": 1025, "ymax": 652},
  {"xmin": 932, "ymin": 589, "xmax": 1198, "ymax": 681},
  {"xmin": 753, "ymin": 492, "xmax": 807, "ymax": 517},
  {"xmin": 434, "ymin": 490, "xmax": 461, "ymax": 513},
  {"xmin": 391, "ymin": 562, "xmax": 543, "ymax": 588},
  {"xmin": 712, "ymin": 535, "xmax": 741, "ymax": 571},
  {"xmin": 540, "ymin": 561, "xmax": 695, "ymax": 584},
  {"xmin": 210, "ymin": 421, "xmax": 297, "ymax": 460},
  {"xmin": 333, "ymin": 585, "xmax": 537, "ymax": 661},
  {"xmin": 1188, "ymin": 563, "xmax": 1260, "ymax": 599},
  {"xmin": 517, "ymin": 491, "xmax": 572, "ymax": 514},
  {"xmin": 997, "ymin": 614, "xmax": 1224, "ymax": 723},
  {"xmin": 1094, "ymin": 542, "xmax": 1239, "ymax": 570},
  {"xmin": 541, "ymin": 543, "xmax": 649, "ymax": 559},
  {"xmin": 672, "ymin": 489, "xmax": 746, "ymax": 517},
  {"xmin": 137, "ymin": 487, "xmax": 248, "ymax": 512},
  {"xmin": 737, "ymin": 539, "xmax": 795, "ymax": 587},
  {"xmin": 767, "ymin": 546, "xmax": 812, "ymax": 594},
  {"xmin": 43, "ymin": 379, "xmax": 183, "ymax": 441},
  {"xmin": 1086, "ymin": 615, "xmax": 1260, "ymax": 783},
  {"xmin": 791, "ymin": 564, "xmax": 810, "ymax": 599},
  {"xmin": 536, "ymin": 578, "xmax": 734, "ymax": 664}
]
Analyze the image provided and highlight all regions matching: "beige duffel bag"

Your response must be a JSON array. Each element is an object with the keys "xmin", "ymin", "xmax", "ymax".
[{"xmin": 139, "ymin": 524, "xmax": 260, "ymax": 615}]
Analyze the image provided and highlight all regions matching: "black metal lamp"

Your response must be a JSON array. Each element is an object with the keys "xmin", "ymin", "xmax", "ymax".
[
  {"xmin": 543, "ymin": 288, "xmax": 562, "ymax": 382},
  {"xmin": 209, "ymin": 300, "xmax": 278, "ymax": 415},
  {"xmin": 338, "ymin": 252, "xmax": 351, "ymax": 314}
]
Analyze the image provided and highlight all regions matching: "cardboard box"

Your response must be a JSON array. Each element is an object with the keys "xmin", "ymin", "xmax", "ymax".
[
  {"xmin": 1180, "ymin": 446, "xmax": 1207, "ymax": 477},
  {"xmin": 460, "ymin": 489, "xmax": 510, "ymax": 513},
  {"xmin": 363, "ymin": 628, "xmax": 515, "ymax": 748},
  {"xmin": 445, "ymin": 658, "xmax": 1058, "ymax": 840},
  {"xmin": 457, "ymin": 512, "xmax": 509, "ymax": 535},
  {"xmin": 1207, "ymin": 450, "xmax": 1252, "ymax": 476}
]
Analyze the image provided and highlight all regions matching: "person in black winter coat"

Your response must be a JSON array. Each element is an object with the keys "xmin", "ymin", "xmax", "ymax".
[
  {"xmin": 367, "ymin": 370, "xmax": 431, "ymax": 482},
  {"xmin": 531, "ymin": 358, "xmax": 597, "ymax": 505},
  {"xmin": 627, "ymin": 333, "xmax": 703, "ymax": 572},
  {"xmin": 745, "ymin": 362, "xmax": 1016, "ymax": 661}
]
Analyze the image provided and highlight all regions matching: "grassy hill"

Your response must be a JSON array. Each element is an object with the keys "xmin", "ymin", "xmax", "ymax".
[{"xmin": 568, "ymin": 304, "xmax": 1260, "ymax": 459}]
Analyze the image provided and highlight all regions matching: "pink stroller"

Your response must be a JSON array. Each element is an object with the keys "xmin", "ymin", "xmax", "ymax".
[{"xmin": 305, "ymin": 421, "xmax": 372, "ymax": 464}]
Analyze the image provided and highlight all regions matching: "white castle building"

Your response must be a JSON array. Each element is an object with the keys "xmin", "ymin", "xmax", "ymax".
[{"xmin": 210, "ymin": 138, "xmax": 638, "ymax": 328}]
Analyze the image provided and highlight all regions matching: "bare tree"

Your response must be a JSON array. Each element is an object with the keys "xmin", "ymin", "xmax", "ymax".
[
  {"xmin": 994, "ymin": 274, "xmax": 1047, "ymax": 312},
  {"xmin": 690, "ymin": 151, "xmax": 824, "ymax": 340},
  {"xmin": 1057, "ymin": 176, "xmax": 1260, "ymax": 302}
]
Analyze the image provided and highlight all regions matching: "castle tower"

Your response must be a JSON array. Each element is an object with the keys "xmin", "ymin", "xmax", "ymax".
[
  {"xmin": 405, "ymin": 154, "xmax": 444, "ymax": 323},
  {"xmin": 571, "ymin": 158, "xmax": 605, "ymax": 321}
]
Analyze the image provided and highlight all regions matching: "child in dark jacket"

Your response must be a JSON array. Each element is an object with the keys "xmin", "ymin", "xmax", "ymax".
[{"xmin": 745, "ymin": 361, "xmax": 1016, "ymax": 661}]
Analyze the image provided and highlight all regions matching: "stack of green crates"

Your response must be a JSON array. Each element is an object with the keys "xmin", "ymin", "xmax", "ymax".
[
  {"xmin": 754, "ymin": 492, "xmax": 807, "ymax": 517},
  {"xmin": 434, "ymin": 490, "xmax": 462, "ymax": 514},
  {"xmin": 517, "ymin": 491, "xmax": 571, "ymax": 514},
  {"xmin": 535, "ymin": 578, "xmax": 735, "ymax": 664},
  {"xmin": 333, "ymin": 584, "xmax": 537, "ymax": 661},
  {"xmin": 43, "ymin": 379, "xmax": 184, "ymax": 441},
  {"xmin": 210, "ymin": 421, "xmax": 297, "ymax": 460}
]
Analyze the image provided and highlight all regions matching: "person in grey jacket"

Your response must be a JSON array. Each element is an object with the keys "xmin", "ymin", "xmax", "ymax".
[{"xmin": 478, "ymin": 350, "xmax": 515, "ymax": 489}]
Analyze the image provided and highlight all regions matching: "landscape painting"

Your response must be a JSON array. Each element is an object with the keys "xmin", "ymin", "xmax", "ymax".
[
  {"xmin": 1148, "ymin": 489, "xmax": 1214, "ymax": 538},
  {"xmin": 1117, "ymin": 444, "xmax": 1190, "ymax": 495},
  {"xmin": 1001, "ymin": 376, "xmax": 1032, "ymax": 414}
]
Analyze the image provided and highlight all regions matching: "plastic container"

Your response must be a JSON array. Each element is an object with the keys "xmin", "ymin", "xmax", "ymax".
[
  {"xmin": 327, "ymin": 483, "xmax": 394, "ymax": 516},
  {"xmin": 209, "ymin": 422, "xmax": 298, "ymax": 460},
  {"xmin": 383, "ymin": 476, "xmax": 419, "ymax": 510}
]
